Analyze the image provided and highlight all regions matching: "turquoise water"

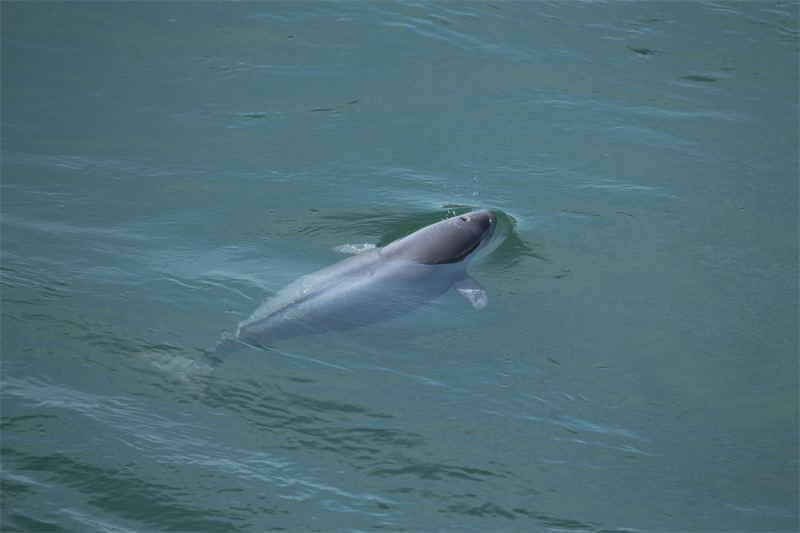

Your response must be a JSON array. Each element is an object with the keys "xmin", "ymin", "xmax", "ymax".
[{"xmin": 2, "ymin": 2, "xmax": 798, "ymax": 531}]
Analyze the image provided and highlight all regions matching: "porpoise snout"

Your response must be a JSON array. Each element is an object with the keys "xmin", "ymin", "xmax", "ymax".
[{"xmin": 460, "ymin": 211, "xmax": 497, "ymax": 239}]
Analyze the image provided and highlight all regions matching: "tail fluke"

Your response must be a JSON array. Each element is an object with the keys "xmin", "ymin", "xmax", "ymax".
[{"xmin": 184, "ymin": 334, "xmax": 243, "ymax": 390}]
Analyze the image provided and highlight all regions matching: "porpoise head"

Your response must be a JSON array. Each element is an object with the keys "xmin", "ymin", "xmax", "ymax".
[{"xmin": 381, "ymin": 211, "xmax": 497, "ymax": 265}]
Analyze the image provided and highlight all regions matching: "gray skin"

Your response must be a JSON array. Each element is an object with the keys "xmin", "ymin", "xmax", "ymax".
[{"xmin": 187, "ymin": 211, "xmax": 496, "ymax": 381}]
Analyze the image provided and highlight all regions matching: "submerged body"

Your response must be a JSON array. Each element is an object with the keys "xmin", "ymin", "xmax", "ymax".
[{"xmin": 188, "ymin": 211, "xmax": 496, "ymax": 379}]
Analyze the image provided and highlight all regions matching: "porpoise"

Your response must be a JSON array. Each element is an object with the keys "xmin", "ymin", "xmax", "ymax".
[{"xmin": 186, "ymin": 210, "xmax": 497, "ymax": 383}]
